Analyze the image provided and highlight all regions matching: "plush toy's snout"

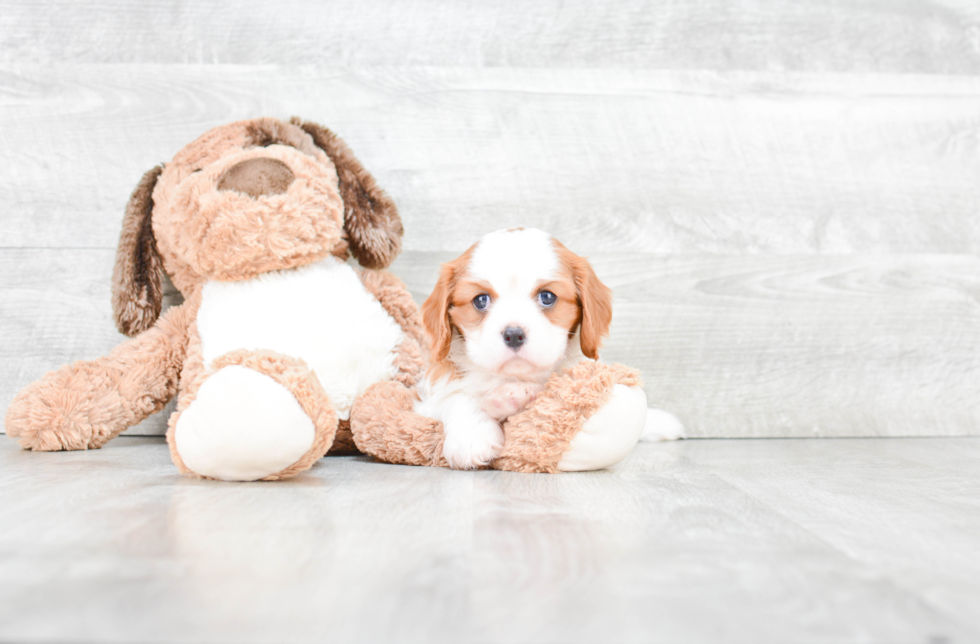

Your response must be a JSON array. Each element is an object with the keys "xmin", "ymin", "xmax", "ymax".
[{"xmin": 217, "ymin": 157, "xmax": 295, "ymax": 198}]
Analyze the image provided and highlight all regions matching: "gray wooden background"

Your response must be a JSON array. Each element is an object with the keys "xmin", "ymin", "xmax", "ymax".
[{"xmin": 2, "ymin": 0, "xmax": 979, "ymax": 438}]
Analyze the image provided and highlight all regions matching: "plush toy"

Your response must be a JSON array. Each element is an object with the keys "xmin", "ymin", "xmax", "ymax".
[
  {"xmin": 350, "ymin": 361, "xmax": 649, "ymax": 473},
  {"xmin": 5, "ymin": 117, "xmax": 650, "ymax": 480}
]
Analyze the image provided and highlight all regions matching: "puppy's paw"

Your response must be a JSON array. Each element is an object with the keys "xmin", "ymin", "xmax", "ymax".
[
  {"xmin": 482, "ymin": 382, "xmax": 544, "ymax": 421},
  {"xmin": 442, "ymin": 418, "xmax": 504, "ymax": 469}
]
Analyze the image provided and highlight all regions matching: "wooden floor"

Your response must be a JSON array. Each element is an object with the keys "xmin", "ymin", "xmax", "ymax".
[
  {"xmin": 1, "ymin": 436, "xmax": 977, "ymax": 643},
  {"xmin": 3, "ymin": 1, "xmax": 980, "ymax": 438}
]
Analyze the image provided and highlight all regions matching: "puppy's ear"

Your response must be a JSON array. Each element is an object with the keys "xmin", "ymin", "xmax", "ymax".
[
  {"xmin": 557, "ymin": 242, "xmax": 612, "ymax": 360},
  {"xmin": 112, "ymin": 166, "xmax": 165, "ymax": 337},
  {"xmin": 291, "ymin": 118, "xmax": 403, "ymax": 269},
  {"xmin": 422, "ymin": 262, "xmax": 456, "ymax": 363},
  {"xmin": 576, "ymin": 259, "xmax": 613, "ymax": 359}
]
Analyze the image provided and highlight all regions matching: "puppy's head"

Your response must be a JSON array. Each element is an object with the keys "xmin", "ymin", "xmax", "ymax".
[{"xmin": 422, "ymin": 228, "xmax": 612, "ymax": 379}]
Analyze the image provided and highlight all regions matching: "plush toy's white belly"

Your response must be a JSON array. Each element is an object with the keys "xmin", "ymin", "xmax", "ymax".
[{"xmin": 196, "ymin": 257, "xmax": 403, "ymax": 420}]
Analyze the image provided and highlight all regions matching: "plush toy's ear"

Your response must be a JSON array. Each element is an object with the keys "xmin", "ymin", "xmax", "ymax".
[
  {"xmin": 290, "ymin": 118, "xmax": 403, "ymax": 269},
  {"xmin": 112, "ymin": 165, "xmax": 164, "ymax": 337}
]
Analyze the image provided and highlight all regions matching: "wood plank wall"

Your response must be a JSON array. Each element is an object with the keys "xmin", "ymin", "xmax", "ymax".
[{"xmin": 2, "ymin": 1, "xmax": 979, "ymax": 437}]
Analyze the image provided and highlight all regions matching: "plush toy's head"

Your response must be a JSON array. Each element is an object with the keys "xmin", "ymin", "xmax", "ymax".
[{"xmin": 112, "ymin": 117, "xmax": 403, "ymax": 337}]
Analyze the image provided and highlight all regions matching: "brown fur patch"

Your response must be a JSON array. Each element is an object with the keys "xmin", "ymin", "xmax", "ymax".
[
  {"xmin": 421, "ymin": 244, "xmax": 476, "ymax": 364},
  {"xmin": 447, "ymin": 278, "xmax": 496, "ymax": 337},
  {"xmin": 552, "ymin": 239, "xmax": 613, "ymax": 359},
  {"xmin": 112, "ymin": 165, "xmax": 164, "ymax": 337},
  {"xmin": 217, "ymin": 157, "xmax": 295, "ymax": 197},
  {"xmin": 327, "ymin": 420, "xmax": 359, "ymax": 455},
  {"xmin": 536, "ymin": 277, "xmax": 581, "ymax": 337},
  {"xmin": 244, "ymin": 119, "xmax": 323, "ymax": 158},
  {"xmin": 291, "ymin": 118, "xmax": 403, "ymax": 270}
]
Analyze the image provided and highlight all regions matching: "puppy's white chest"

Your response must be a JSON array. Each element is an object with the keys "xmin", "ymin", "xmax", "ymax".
[{"xmin": 196, "ymin": 257, "xmax": 403, "ymax": 419}]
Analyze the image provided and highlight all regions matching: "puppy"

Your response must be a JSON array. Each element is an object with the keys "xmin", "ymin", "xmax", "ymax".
[{"xmin": 416, "ymin": 228, "xmax": 613, "ymax": 469}]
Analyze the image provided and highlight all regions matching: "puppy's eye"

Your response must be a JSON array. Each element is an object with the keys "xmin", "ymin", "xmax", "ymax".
[
  {"xmin": 473, "ymin": 294, "xmax": 490, "ymax": 311},
  {"xmin": 538, "ymin": 290, "xmax": 557, "ymax": 307}
]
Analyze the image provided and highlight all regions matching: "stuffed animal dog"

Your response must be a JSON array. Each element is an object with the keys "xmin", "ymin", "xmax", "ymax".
[{"xmin": 5, "ymin": 117, "xmax": 427, "ymax": 481}]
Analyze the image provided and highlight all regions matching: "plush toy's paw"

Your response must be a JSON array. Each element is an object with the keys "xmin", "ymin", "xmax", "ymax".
[
  {"xmin": 173, "ymin": 366, "xmax": 315, "ymax": 481},
  {"xmin": 482, "ymin": 382, "xmax": 544, "ymax": 421},
  {"xmin": 4, "ymin": 364, "xmax": 130, "ymax": 451},
  {"xmin": 349, "ymin": 380, "xmax": 448, "ymax": 467},
  {"xmin": 493, "ymin": 362, "xmax": 646, "ymax": 473},
  {"xmin": 556, "ymin": 384, "xmax": 648, "ymax": 471},
  {"xmin": 442, "ymin": 416, "xmax": 504, "ymax": 470},
  {"xmin": 170, "ymin": 351, "xmax": 337, "ymax": 481}
]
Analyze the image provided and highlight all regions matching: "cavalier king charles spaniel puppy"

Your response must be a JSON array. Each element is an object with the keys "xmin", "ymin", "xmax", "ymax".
[{"xmin": 415, "ymin": 227, "xmax": 613, "ymax": 469}]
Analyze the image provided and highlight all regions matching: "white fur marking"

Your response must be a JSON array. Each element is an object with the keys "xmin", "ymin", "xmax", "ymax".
[
  {"xmin": 463, "ymin": 228, "xmax": 571, "ymax": 376},
  {"xmin": 174, "ymin": 366, "xmax": 315, "ymax": 481},
  {"xmin": 197, "ymin": 257, "xmax": 403, "ymax": 420},
  {"xmin": 557, "ymin": 384, "xmax": 647, "ymax": 472}
]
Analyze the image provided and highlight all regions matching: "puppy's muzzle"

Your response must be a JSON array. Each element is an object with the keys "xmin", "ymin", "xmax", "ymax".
[{"xmin": 502, "ymin": 326, "xmax": 526, "ymax": 350}]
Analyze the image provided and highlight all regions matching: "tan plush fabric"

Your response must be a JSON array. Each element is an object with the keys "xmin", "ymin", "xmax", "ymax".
[
  {"xmin": 323, "ymin": 269, "xmax": 426, "ymax": 457},
  {"xmin": 165, "ymin": 349, "xmax": 338, "ymax": 481},
  {"xmin": 357, "ymin": 269, "xmax": 427, "ymax": 383},
  {"xmin": 153, "ymin": 144, "xmax": 345, "ymax": 286},
  {"xmin": 494, "ymin": 361, "xmax": 642, "ymax": 473},
  {"xmin": 350, "ymin": 381, "xmax": 448, "ymax": 467},
  {"xmin": 6, "ymin": 297, "xmax": 199, "ymax": 451},
  {"xmin": 291, "ymin": 118, "xmax": 403, "ymax": 270},
  {"xmin": 7, "ymin": 117, "xmax": 417, "ymax": 482},
  {"xmin": 349, "ymin": 361, "xmax": 642, "ymax": 472}
]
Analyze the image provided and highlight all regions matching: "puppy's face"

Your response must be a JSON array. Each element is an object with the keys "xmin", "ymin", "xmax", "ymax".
[{"xmin": 423, "ymin": 228, "xmax": 613, "ymax": 379}]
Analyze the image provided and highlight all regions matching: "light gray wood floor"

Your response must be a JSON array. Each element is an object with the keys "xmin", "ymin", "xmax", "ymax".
[{"xmin": 1, "ymin": 437, "xmax": 977, "ymax": 643}]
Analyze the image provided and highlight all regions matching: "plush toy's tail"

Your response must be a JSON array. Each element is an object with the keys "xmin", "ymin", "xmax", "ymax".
[{"xmin": 641, "ymin": 408, "xmax": 686, "ymax": 442}]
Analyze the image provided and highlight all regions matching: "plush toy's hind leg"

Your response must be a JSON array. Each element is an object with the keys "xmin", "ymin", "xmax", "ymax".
[
  {"xmin": 494, "ymin": 362, "xmax": 647, "ymax": 473},
  {"xmin": 168, "ymin": 350, "xmax": 337, "ymax": 481}
]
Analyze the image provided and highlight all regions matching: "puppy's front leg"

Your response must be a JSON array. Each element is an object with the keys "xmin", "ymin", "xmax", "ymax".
[{"xmin": 441, "ymin": 393, "xmax": 504, "ymax": 470}]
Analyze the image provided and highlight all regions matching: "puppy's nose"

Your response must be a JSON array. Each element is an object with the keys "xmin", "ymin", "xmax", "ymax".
[
  {"xmin": 217, "ymin": 157, "xmax": 295, "ymax": 198},
  {"xmin": 502, "ymin": 326, "xmax": 526, "ymax": 350}
]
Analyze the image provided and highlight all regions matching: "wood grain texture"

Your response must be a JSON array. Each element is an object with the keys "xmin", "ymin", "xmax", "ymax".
[
  {"xmin": 2, "ymin": 0, "xmax": 980, "ymax": 74},
  {"xmin": 3, "ymin": 249, "xmax": 978, "ymax": 438},
  {"xmin": 1, "ymin": 436, "xmax": 977, "ymax": 643},
  {"xmin": 1, "ymin": 66, "xmax": 980, "ymax": 254}
]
